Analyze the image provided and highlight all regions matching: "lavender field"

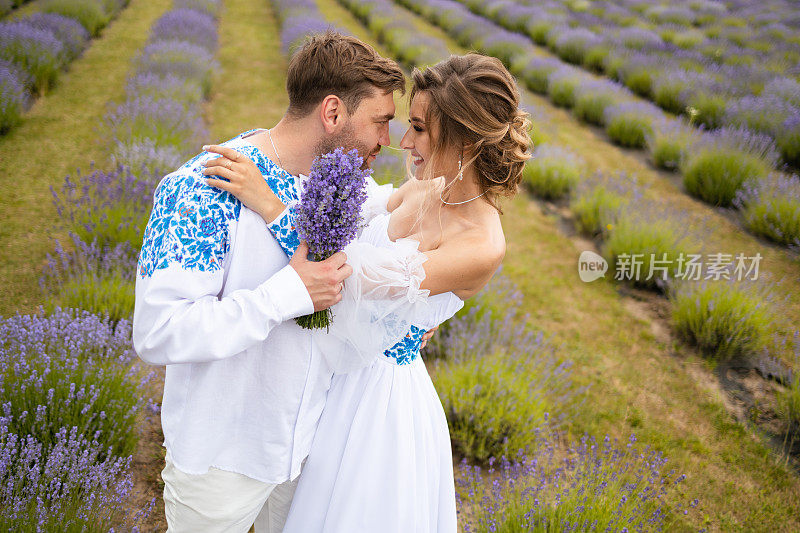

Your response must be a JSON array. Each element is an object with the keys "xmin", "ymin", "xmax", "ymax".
[{"xmin": 1, "ymin": 0, "xmax": 799, "ymax": 530}]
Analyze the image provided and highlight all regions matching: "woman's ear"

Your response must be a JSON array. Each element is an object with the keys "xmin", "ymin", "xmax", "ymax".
[{"xmin": 319, "ymin": 95, "xmax": 344, "ymax": 134}]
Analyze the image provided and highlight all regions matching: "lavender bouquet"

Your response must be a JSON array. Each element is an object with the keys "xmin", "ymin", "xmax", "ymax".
[{"xmin": 295, "ymin": 147, "xmax": 371, "ymax": 330}]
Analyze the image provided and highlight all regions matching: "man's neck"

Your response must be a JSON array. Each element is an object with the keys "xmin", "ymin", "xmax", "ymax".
[{"xmin": 254, "ymin": 117, "xmax": 320, "ymax": 177}]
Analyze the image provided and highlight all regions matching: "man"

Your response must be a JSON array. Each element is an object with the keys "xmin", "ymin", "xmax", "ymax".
[{"xmin": 133, "ymin": 31, "xmax": 410, "ymax": 531}]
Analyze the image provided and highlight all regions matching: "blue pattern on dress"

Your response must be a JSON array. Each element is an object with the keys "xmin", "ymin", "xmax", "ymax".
[
  {"xmin": 138, "ymin": 130, "xmax": 299, "ymax": 278},
  {"xmin": 383, "ymin": 325, "xmax": 426, "ymax": 365}
]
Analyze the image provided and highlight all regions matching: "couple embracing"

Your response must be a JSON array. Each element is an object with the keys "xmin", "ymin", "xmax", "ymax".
[{"xmin": 133, "ymin": 30, "xmax": 531, "ymax": 532}]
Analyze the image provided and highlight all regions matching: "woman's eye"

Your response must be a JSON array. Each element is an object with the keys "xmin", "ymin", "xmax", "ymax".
[{"xmin": 413, "ymin": 125, "xmax": 423, "ymax": 133}]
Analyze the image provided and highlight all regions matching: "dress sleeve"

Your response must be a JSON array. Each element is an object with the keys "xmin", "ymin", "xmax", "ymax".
[
  {"xmin": 132, "ymin": 172, "xmax": 313, "ymax": 365},
  {"xmin": 360, "ymin": 175, "xmax": 395, "ymax": 225},
  {"xmin": 311, "ymin": 237, "xmax": 431, "ymax": 373}
]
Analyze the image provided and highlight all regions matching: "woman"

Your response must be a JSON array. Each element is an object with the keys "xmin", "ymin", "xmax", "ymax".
[{"xmin": 208, "ymin": 54, "xmax": 531, "ymax": 531}]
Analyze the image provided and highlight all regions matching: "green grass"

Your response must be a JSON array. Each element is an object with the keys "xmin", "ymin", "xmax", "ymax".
[
  {"xmin": 0, "ymin": 0, "xmax": 174, "ymax": 317},
  {"xmin": 500, "ymin": 195, "xmax": 800, "ymax": 530},
  {"xmin": 208, "ymin": 0, "xmax": 289, "ymax": 141}
]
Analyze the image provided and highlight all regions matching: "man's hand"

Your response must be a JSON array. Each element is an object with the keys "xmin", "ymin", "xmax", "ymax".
[
  {"xmin": 290, "ymin": 241, "xmax": 353, "ymax": 312},
  {"xmin": 420, "ymin": 325, "xmax": 439, "ymax": 350}
]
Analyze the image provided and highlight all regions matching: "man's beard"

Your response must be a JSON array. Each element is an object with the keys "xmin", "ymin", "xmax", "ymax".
[{"xmin": 314, "ymin": 121, "xmax": 380, "ymax": 169}]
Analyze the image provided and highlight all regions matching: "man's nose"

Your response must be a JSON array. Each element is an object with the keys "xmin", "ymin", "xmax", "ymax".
[{"xmin": 379, "ymin": 125, "xmax": 391, "ymax": 146}]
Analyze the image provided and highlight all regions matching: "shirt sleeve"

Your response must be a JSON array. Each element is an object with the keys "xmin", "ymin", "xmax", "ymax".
[
  {"xmin": 265, "ymin": 175, "xmax": 395, "ymax": 259},
  {"xmin": 266, "ymin": 201, "xmax": 301, "ymax": 257},
  {"xmin": 132, "ymin": 171, "xmax": 313, "ymax": 366}
]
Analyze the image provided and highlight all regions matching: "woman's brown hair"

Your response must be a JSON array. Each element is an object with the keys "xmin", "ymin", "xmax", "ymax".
[{"xmin": 410, "ymin": 53, "xmax": 532, "ymax": 213}]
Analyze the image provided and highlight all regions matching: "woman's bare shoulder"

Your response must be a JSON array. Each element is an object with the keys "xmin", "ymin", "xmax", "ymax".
[{"xmin": 388, "ymin": 177, "xmax": 439, "ymax": 212}]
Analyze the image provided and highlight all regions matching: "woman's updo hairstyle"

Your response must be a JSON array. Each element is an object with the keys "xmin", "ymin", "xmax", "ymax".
[{"xmin": 411, "ymin": 53, "xmax": 532, "ymax": 213}]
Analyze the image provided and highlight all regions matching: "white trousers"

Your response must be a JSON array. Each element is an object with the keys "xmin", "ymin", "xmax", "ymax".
[{"xmin": 162, "ymin": 453, "xmax": 300, "ymax": 533}]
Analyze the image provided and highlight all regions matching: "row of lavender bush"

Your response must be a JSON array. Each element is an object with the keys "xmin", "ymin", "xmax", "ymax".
[
  {"xmin": 570, "ymin": 165, "xmax": 800, "ymax": 436},
  {"xmin": 319, "ymin": 0, "xmax": 704, "ymax": 529},
  {"xmin": 355, "ymin": 0, "xmax": 792, "ymax": 366},
  {"xmin": 452, "ymin": 0, "xmax": 800, "ymax": 170},
  {"xmin": 336, "ymin": 0, "xmax": 447, "ymax": 67},
  {"xmin": 47, "ymin": 0, "xmax": 218, "ymax": 323},
  {"xmin": 0, "ymin": 0, "xmax": 131, "ymax": 134},
  {"xmin": 0, "ymin": 0, "xmax": 221, "ymax": 528},
  {"xmin": 393, "ymin": 0, "xmax": 800, "ymax": 254}
]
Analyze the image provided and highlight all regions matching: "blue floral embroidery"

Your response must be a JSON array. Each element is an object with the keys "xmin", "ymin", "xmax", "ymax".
[
  {"xmin": 138, "ymin": 170, "xmax": 240, "ymax": 278},
  {"xmin": 383, "ymin": 325, "xmax": 426, "ymax": 365},
  {"xmin": 267, "ymin": 204, "xmax": 301, "ymax": 257},
  {"xmin": 138, "ymin": 130, "xmax": 298, "ymax": 278}
]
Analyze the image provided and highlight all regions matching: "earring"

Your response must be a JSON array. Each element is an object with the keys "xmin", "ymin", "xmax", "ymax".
[{"xmin": 457, "ymin": 158, "xmax": 463, "ymax": 181}]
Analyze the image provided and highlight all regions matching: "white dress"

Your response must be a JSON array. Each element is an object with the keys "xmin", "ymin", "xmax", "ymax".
[{"xmin": 281, "ymin": 211, "xmax": 465, "ymax": 533}]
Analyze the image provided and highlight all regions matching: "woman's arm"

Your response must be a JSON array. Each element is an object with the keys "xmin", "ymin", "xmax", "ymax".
[
  {"xmin": 418, "ymin": 230, "xmax": 505, "ymax": 299},
  {"xmin": 202, "ymin": 144, "xmax": 287, "ymax": 223}
]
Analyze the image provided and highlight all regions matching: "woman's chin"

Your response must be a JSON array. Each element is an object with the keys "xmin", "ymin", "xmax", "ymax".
[{"xmin": 411, "ymin": 164, "xmax": 428, "ymax": 180}]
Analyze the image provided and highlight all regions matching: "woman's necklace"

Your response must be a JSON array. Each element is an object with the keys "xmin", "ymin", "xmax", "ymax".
[
  {"xmin": 440, "ymin": 189, "xmax": 487, "ymax": 206},
  {"xmin": 267, "ymin": 128, "xmax": 284, "ymax": 168}
]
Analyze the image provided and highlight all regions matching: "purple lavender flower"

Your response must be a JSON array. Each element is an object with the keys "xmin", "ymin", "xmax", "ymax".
[
  {"xmin": 280, "ymin": 16, "xmax": 333, "ymax": 55},
  {"xmin": 553, "ymin": 27, "xmax": 603, "ymax": 64},
  {"xmin": 151, "ymin": 8, "xmax": 218, "ymax": 53},
  {"xmin": 23, "ymin": 12, "xmax": 90, "ymax": 62},
  {"xmin": 0, "ymin": 20, "xmax": 65, "ymax": 93},
  {"xmin": 616, "ymin": 26, "xmax": 664, "ymax": 50},
  {"xmin": 734, "ymin": 172, "xmax": 800, "ymax": 248},
  {"xmin": 0, "ymin": 308, "xmax": 152, "ymax": 457},
  {"xmin": 724, "ymin": 94, "xmax": 799, "ymax": 140},
  {"xmin": 456, "ymin": 430, "xmax": 699, "ymax": 532},
  {"xmin": 0, "ymin": 424, "xmax": 149, "ymax": 530},
  {"xmin": 0, "ymin": 59, "xmax": 28, "ymax": 133},
  {"xmin": 762, "ymin": 77, "xmax": 800, "ymax": 108},
  {"xmin": 696, "ymin": 125, "xmax": 781, "ymax": 167},
  {"xmin": 295, "ymin": 148, "xmax": 371, "ymax": 329},
  {"xmin": 137, "ymin": 39, "xmax": 216, "ymax": 97},
  {"xmin": 297, "ymin": 148, "xmax": 371, "ymax": 260},
  {"xmin": 106, "ymin": 94, "xmax": 208, "ymax": 157},
  {"xmin": 126, "ymin": 71, "xmax": 204, "ymax": 107}
]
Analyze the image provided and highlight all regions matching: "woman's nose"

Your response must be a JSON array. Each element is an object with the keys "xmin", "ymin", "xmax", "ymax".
[{"xmin": 399, "ymin": 127, "xmax": 413, "ymax": 150}]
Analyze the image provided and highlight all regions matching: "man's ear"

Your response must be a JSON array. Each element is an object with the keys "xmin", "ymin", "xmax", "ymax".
[{"xmin": 319, "ymin": 95, "xmax": 345, "ymax": 134}]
